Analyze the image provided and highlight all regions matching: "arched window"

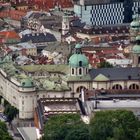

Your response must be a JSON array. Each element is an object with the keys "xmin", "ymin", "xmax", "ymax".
[
  {"xmin": 79, "ymin": 61, "xmax": 82, "ymax": 67},
  {"xmin": 112, "ymin": 84, "xmax": 122, "ymax": 90},
  {"xmin": 129, "ymin": 84, "xmax": 139, "ymax": 90},
  {"xmin": 76, "ymin": 86, "xmax": 86, "ymax": 93},
  {"xmin": 72, "ymin": 68, "xmax": 74, "ymax": 75},
  {"xmin": 79, "ymin": 68, "xmax": 82, "ymax": 75}
]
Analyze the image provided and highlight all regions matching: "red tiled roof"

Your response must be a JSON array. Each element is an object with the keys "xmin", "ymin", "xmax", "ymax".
[
  {"xmin": 0, "ymin": 38, "xmax": 4, "ymax": 44},
  {"xmin": 101, "ymin": 50, "xmax": 122, "ymax": 55},
  {"xmin": 35, "ymin": 0, "xmax": 73, "ymax": 10},
  {"xmin": 10, "ymin": 10, "xmax": 26, "ymax": 20},
  {"xmin": 0, "ymin": 31, "xmax": 20, "ymax": 39},
  {"xmin": 0, "ymin": 10, "xmax": 26, "ymax": 21}
]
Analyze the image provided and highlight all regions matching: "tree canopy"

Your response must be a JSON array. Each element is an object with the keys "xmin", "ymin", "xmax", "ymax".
[
  {"xmin": 0, "ymin": 121, "xmax": 13, "ymax": 140},
  {"xmin": 97, "ymin": 61, "xmax": 113, "ymax": 68},
  {"xmin": 43, "ymin": 110, "xmax": 140, "ymax": 140},
  {"xmin": 43, "ymin": 114, "xmax": 90, "ymax": 140},
  {"xmin": 90, "ymin": 110, "xmax": 140, "ymax": 140},
  {"xmin": 4, "ymin": 104, "xmax": 18, "ymax": 123}
]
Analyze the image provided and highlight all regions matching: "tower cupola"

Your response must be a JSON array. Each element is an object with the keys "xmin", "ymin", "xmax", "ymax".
[{"xmin": 69, "ymin": 44, "xmax": 89, "ymax": 76}]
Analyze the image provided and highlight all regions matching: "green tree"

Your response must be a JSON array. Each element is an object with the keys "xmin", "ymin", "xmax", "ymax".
[
  {"xmin": 90, "ymin": 110, "xmax": 140, "ymax": 140},
  {"xmin": 0, "ymin": 121, "xmax": 13, "ymax": 140},
  {"xmin": 4, "ymin": 105, "xmax": 18, "ymax": 123},
  {"xmin": 112, "ymin": 126, "xmax": 126, "ymax": 140},
  {"xmin": 43, "ymin": 114, "xmax": 90, "ymax": 140},
  {"xmin": 135, "ymin": 128, "xmax": 140, "ymax": 140},
  {"xmin": 98, "ymin": 61, "xmax": 113, "ymax": 68},
  {"xmin": 4, "ymin": 99, "xmax": 9, "ymax": 107},
  {"xmin": 65, "ymin": 123, "xmax": 89, "ymax": 140}
]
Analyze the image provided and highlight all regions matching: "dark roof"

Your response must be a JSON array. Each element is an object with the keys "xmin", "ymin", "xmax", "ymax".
[
  {"xmin": 42, "ymin": 22, "xmax": 62, "ymax": 31},
  {"xmin": 76, "ymin": 24, "xmax": 129, "ymax": 35},
  {"xmin": 21, "ymin": 33, "xmax": 57, "ymax": 43},
  {"xmin": 89, "ymin": 67, "xmax": 140, "ymax": 81},
  {"xmin": 0, "ymin": 20, "xmax": 8, "ymax": 29},
  {"xmin": 70, "ymin": 19, "xmax": 86, "ymax": 28},
  {"xmin": 36, "ymin": 98, "xmax": 80, "ymax": 130},
  {"xmin": 31, "ymin": 13, "xmax": 42, "ymax": 19},
  {"xmin": 83, "ymin": 0, "xmax": 123, "ymax": 5}
]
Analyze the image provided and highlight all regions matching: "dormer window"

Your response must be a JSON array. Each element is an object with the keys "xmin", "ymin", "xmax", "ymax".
[
  {"xmin": 22, "ymin": 82, "xmax": 25, "ymax": 86},
  {"xmin": 79, "ymin": 61, "xmax": 82, "ymax": 67}
]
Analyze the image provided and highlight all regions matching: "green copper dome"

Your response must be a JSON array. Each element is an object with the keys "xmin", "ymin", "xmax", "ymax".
[
  {"xmin": 69, "ymin": 43, "xmax": 89, "ymax": 67},
  {"xmin": 21, "ymin": 78, "xmax": 34, "ymax": 88},
  {"xmin": 133, "ymin": 45, "xmax": 140, "ymax": 54},
  {"xmin": 75, "ymin": 44, "xmax": 81, "ymax": 49},
  {"xmin": 136, "ymin": 35, "xmax": 140, "ymax": 41},
  {"xmin": 130, "ymin": 21, "xmax": 140, "ymax": 28},
  {"xmin": 69, "ymin": 54, "xmax": 89, "ymax": 67}
]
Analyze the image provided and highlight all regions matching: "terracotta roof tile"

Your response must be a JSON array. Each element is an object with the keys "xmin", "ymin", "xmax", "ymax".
[
  {"xmin": 35, "ymin": 0, "xmax": 73, "ymax": 10},
  {"xmin": 0, "ymin": 10, "xmax": 26, "ymax": 21},
  {"xmin": 0, "ymin": 31, "xmax": 20, "ymax": 39}
]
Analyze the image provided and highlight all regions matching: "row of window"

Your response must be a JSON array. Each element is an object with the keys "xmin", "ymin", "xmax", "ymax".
[
  {"xmin": 76, "ymin": 83, "xmax": 140, "ymax": 93},
  {"xmin": 112, "ymin": 84, "xmax": 140, "ymax": 90},
  {"xmin": 71, "ymin": 68, "xmax": 88, "ymax": 75}
]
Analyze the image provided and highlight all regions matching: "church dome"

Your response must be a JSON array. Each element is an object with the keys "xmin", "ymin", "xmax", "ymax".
[
  {"xmin": 69, "ymin": 44, "xmax": 88, "ymax": 67},
  {"xmin": 136, "ymin": 35, "xmax": 140, "ymax": 41},
  {"xmin": 130, "ymin": 14, "xmax": 140, "ymax": 28},
  {"xmin": 130, "ymin": 21, "xmax": 140, "ymax": 28},
  {"xmin": 21, "ymin": 78, "xmax": 34, "ymax": 88},
  {"xmin": 133, "ymin": 35, "xmax": 140, "ymax": 54},
  {"xmin": 69, "ymin": 54, "xmax": 89, "ymax": 67},
  {"xmin": 132, "ymin": 45, "xmax": 140, "ymax": 54}
]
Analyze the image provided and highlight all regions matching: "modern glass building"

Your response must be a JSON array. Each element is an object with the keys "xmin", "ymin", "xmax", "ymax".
[{"xmin": 74, "ymin": 0, "xmax": 140, "ymax": 25}]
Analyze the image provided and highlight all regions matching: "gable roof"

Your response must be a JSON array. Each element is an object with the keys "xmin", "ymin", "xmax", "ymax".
[
  {"xmin": 94, "ymin": 73, "xmax": 109, "ymax": 81},
  {"xmin": 89, "ymin": 67, "xmax": 140, "ymax": 81}
]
